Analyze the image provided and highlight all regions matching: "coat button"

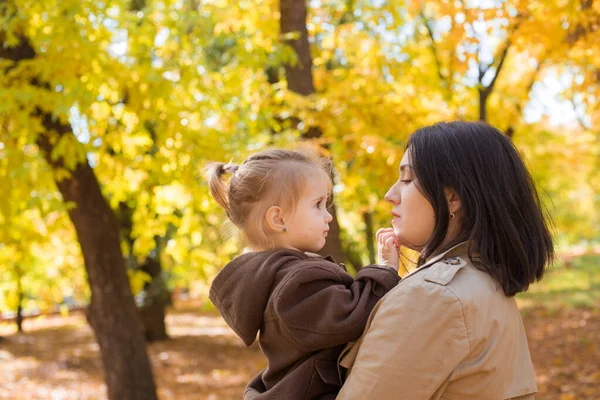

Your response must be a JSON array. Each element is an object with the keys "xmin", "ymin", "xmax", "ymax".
[{"xmin": 444, "ymin": 257, "xmax": 461, "ymax": 265}]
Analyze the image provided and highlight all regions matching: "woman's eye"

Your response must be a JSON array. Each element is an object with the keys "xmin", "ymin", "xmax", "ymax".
[{"xmin": 400, "ymin": 179, "xmax": 412, "ymax": 184}]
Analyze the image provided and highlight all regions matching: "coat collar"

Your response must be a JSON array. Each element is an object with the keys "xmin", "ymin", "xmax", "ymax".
[{"xmin": 404, "ymin": 241, "xmax": 476, "ymax": 279}]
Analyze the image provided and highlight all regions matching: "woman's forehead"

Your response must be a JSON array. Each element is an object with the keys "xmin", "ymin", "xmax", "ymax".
[{"xmin": 399, "ymin": 150, "xmax": 412, "ymax": 169}]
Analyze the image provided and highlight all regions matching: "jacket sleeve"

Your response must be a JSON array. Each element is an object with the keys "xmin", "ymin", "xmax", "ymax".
[
  {"xmin": 336, "ymin": 280, "xmax": 470, "ymax": 400},
  {"xmin": 274, "ymin": 262, "xmax": 400, "ymax": 352}
]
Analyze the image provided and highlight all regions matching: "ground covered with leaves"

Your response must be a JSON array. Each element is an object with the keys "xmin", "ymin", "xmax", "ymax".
[
  {"xmin": 0, "ymin": 306, "xmax": 598, "ymax": 399},
  {"xmin": 0, "ymin": 256, "xmax": 598, "ymax": 399}
]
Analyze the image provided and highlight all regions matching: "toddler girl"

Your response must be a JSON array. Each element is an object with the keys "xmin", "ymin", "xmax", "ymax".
[{"xmin": 207, "ymin": 148, "xmax": 400, "ymax": 399}]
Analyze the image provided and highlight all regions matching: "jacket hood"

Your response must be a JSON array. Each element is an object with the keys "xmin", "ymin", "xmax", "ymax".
[{"xmin": 209, "ymin": 249, "xmax": 310, "ymax": 346}]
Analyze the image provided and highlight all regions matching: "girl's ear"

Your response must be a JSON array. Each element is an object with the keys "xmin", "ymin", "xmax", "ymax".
[
  {"xmin": 265, "ymin": 206, "xmax": 286, "ymax": 232},
  {"xmin": 444, "ymin": 187, "xmax": 462, "ymax": 215}
]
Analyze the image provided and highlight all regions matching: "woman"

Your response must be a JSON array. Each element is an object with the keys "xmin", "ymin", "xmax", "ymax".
[{"xmin": 337, "ymin": 121, "xmax": 553, "ymax": 399}]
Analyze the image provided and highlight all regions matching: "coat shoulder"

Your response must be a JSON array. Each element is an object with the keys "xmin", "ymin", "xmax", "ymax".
[{"xmin": 423, "ymin": 256, "xmax": 468, "ymax": 286}]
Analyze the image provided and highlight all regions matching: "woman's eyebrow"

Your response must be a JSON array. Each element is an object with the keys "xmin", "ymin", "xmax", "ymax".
[{"xmin": 400, "ymin": 164, "xmax": 412, "ymax": 173}]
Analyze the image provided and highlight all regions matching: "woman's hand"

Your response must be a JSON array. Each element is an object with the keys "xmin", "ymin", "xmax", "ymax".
[{"xmin": 376, "ymin": 228, "xmax": 399, "ymax": 270}]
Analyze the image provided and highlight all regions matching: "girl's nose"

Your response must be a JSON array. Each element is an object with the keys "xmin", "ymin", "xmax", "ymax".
[{"xmin": 326, "ymin": 210, "xmax": 333, "ymax": 223}]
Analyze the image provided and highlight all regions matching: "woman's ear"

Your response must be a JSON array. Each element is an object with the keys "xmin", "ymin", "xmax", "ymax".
[
  {"xmin": 444, "ymin": 187, "xmax": 462, "ymax": 215},
  {"xmin": 265, "ymin": 206, "xmax": 286, "ymax": 232}
]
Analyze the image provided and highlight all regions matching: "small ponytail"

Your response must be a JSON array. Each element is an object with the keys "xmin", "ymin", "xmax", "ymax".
[{"xmin": 206, "ymin": 162, "xmax": 239, "ymax": 212}]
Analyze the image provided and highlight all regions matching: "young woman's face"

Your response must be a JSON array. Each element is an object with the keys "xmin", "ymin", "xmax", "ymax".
[{"xmin": 384, "ymin": 149, "xmax": 436, "ymax": 250}]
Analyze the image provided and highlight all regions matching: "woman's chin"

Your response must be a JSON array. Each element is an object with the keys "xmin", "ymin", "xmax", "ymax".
[{"xmin": 396, "ymin": 235, "xmax": 419, "ymax": 251}]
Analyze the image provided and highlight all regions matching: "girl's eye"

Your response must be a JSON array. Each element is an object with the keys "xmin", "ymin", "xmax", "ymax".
[{"xmin": 400, "ymin": 179, "xmax": 412, "ymax": 184}]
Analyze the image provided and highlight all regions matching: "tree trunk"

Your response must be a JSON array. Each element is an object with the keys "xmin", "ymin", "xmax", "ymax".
[
  {"xmin": 279, "ymin": 0, "xmax": 315, "ymax": 96},
  {"xmin": 37, "ymin": 125, "xmax": 158, "ymax": 400},
  {"xmin": 37, "ymin": 123, "xmax": 158, "ymax": 400},
  {"xmin": 363, "ymin": 211, "xmax": 376, "ymax": 265},
  {"xmin": 279, "ymin": 0, "xmax": 345, "ymax": 263},
  {"xmin": 118, "ymin": 203, "xmax": 170, "ymax": 342},
  {"xmin": 138, "ymin": 255, "xmax": 170, "ymax": 342},
  {"xmin": 139, "ymin": 299, "xmax": 169, "ymax": 342},
  {"xmin": 1, "ymin": 38, "xmax": 158, "ymax": 400},
  {"xmin": 16, "ymin": 267, "xmax": 24, "ymax": 333},
  {"xmin": 16, "ymin": 303, "xmax": 23, "ymax": 333},
  {"xmin": 479, "ymin": 88, "xmax": 489, "ymax": 122},
  {"xmin": 320, "ymin": 197, "xmax": 345, "ymax": 263}
]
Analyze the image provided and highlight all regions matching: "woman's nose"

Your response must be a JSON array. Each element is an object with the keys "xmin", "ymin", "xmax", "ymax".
[{"xmin": 384, "ymin": 182, "xmax": 400, "ymax": 205}]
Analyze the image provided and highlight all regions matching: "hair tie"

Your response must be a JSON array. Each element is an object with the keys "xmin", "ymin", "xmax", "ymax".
[{"xmin": 223, "ymin": 164, "xmax": 239, "ymax": 174}]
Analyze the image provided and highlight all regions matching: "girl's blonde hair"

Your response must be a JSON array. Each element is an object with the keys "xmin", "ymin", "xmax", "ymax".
[{"xmin": 206, "ymin": 148, "xmax": 332, "ymax": 249}]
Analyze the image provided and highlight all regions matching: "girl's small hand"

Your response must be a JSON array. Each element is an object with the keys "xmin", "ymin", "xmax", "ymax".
[{"xmin": 376, "ymin": 228, "xmax": 399, "ymax": 271}]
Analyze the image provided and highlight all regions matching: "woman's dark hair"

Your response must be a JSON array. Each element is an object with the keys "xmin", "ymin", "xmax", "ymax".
[{"xmin": 407, "ymin": 121, "xmax": 554, "ymax": 296}]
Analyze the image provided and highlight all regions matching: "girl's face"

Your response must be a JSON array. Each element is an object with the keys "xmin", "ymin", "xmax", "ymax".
[
  {"xmin": 384, "ymin": 149, "xmax": 436, "ymax": 251},
  {"xmin": 280, "ymin": 171, "xmax": 333, "ymax": 253}
]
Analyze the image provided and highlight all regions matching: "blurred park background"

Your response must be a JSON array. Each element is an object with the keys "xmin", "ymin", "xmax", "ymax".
[{"xmin": 0, "ymin": 0, "xmax": 598, "ymax": 399}]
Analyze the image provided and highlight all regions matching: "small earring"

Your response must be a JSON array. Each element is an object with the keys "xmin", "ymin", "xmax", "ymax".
[
  {"xmin": 449, "ymin": 212, "xmax": 456, "ymax": 220},
  {"xmin": 282, "ymin": 227, "xmax": 287, "ymax": 232}
]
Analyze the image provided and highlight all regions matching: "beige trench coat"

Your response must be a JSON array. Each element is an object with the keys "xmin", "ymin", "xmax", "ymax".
[{"xmin": 337, "ymin": 242, "xmax": 538, "ymax": 400}]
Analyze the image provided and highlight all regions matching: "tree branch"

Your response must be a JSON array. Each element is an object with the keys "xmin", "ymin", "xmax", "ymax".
[
  {"xmin": 506, "ymin": 56, "xmax": 547, "ymax": 138},
  {"xmin": 420, "ymin": 11, "xmax": 448, "ymax": 86},
  {"xmin": 487, "ymin": 37, "xmax": 512, "ymax": 93}
]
